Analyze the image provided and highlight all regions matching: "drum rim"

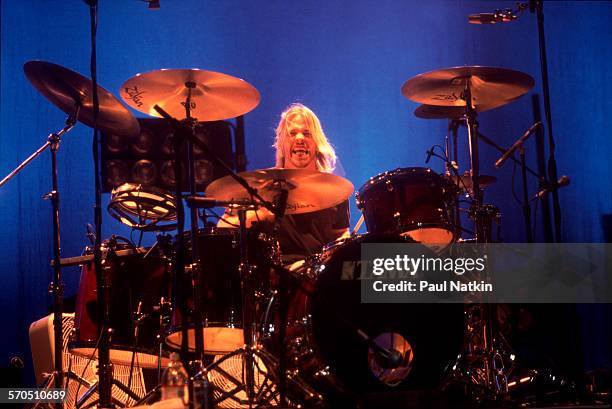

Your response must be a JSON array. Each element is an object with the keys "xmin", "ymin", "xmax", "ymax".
[
  {"xmin": 356, "ymin": 167, "xmax": 444, "ymax": 206},
  {"xmin": 179, "ymin": 226, "xmax": 278, "ymax": 240},
  {"xmin": 68, "ymin": 340, "xmax": 170, "ymax": 369}
]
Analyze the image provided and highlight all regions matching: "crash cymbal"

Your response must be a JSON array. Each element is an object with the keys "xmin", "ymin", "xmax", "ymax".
[
  {"xmin": 24, "ymin": 60, "xmax": 140, "ymax": 138},
  {"xmin": 414, "ymin": 103, "xmax": 499, "ymax": 119},
  {"xmin": 120, "ymin": 68, "xmax": 260, "ymax": 121},
  {"xmin": 402, "ymin": 66, "xmax": 534, "ymax": 110},
  {"xmin": 206, "ymin": 168, "xmax": 354, "ymax": 215},
  {"xmin": 446, "ymin": 172, "xmax": 497, "ymax": 192}
]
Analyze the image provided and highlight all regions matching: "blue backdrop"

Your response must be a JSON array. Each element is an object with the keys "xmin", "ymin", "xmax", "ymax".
[{"xmin": 1, "ymin": 0, "xmax": 611, "ymax": 384}]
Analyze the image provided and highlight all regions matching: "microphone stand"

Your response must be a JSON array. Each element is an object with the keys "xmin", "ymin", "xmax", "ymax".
[
  {"xmin": 83, "ymin": 1, "xmax": 114, "ymax": 407},
  {"xmin": 0, "ymin": 108, "xmax": 79, "ymax": 409},
  {"xmin": 458, "ymin": 121, "xmax": 546, "ymax": 243},
  {"xmin": 468, "ymin": 1, "xmax": 564, "ymax": 241},
  {"xmin": 531, "ymin": 0, "xmax": 562, "ymax": 242},
  {"xmin": 475, "ymin": 125, "xmax": 542, "ymax": 243}
]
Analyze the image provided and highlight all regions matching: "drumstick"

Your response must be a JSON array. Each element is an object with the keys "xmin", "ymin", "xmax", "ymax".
[{"xmin": 352, "ymin": 214, "xmax": 365, "ymax": 235}]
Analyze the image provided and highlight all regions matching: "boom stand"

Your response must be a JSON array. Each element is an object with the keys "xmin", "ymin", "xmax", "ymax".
[{"xmin": 0, "ymin": 107, "xmax": 80, "ymax": 409}]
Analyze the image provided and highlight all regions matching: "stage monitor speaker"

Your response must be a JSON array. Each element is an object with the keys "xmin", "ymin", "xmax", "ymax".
[{"xmin": 29, "ymin": 313, "xmax": 148, "ymax": 408}]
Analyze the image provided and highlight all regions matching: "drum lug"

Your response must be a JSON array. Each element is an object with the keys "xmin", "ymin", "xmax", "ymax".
[
  {"xmin": 313, "ymin": 366, "xmax": 332, "ymax": 379},
  {"xmin": 154, "ymin": 298, "xmax": 172, "ymax": 327},
  {"xmin": 288, "ymin": 336, "xmax": 315, "ymax": 363},
  {"xmin": 48, "ymin": 281, "xmax": 64, "ymax": 295},
  {"xmin": 253, "ymin": 290, "xmax": 267, "ymax": 300},
  {"xmin": 302, "ymin": 314, "xmax": 312, "ymax": 326},
  {"xmin": 385, "ymin": 178, "xmax": 394, "ymax": 191}
]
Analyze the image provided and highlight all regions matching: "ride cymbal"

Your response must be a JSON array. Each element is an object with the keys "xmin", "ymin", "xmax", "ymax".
[{"xmin": 414, "ymin": 103, "xmax": 502, "ymax": 119}]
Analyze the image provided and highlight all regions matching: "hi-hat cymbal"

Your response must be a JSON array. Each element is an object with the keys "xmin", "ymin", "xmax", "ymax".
[
  {"xmin": 446, "ymin": 172, "xmax": 497, "ymax": 192},
  {"xmin": 402, "ymin": 66, "xmax": 534, "ymax": 110},
  {"xmin": 206, "ymin": 168, "xmax": 354, "ymax": 215},
  {"xmin": 24, "ymin": 61, "xmax": 140, "ymax": 138},
  {"xmin": 414, "ymin": 103, "xmax": 499, "ymax": 119},
  {"xmin": 120, "ymin": 68, "xmax": 260, "ymax": 121}
]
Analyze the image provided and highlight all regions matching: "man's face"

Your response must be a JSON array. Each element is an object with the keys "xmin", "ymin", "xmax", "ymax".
[{"xmin": 283, "ymin": 114, "xmax": 316, "ymax": 170}]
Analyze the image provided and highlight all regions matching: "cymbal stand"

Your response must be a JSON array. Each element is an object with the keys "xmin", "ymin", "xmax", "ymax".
[
  {"xmin": 81, "ymin": 1, "xmax": 117, "ymax": 405},
  {"xmin": 0, "ymin": 106, "xmax": 79, "ymax": 408},
  {"xmin": 195, "ymin": 203, "xmax": 283, "ymax": 408},
  {"xmin": 155, "ymin": 87, "xmax": 209, "ymax": 409},
  {"xmin": 183, "ymin": 82, "xmax": 208, "ymax": 369},
  {"xmin": 444, "ymin": 80, "xmax": 514, "ymax": 401},
  {"xmin": 153, "ymin": 104, "xmax": 283, "ymax": 408},
  {"xmin": 238, "ymin": 207, "xmax": 258, "ymax": 403},
  {"xmin": 518, "ymin": 146, "xmax": 533, "ymax": 243},
  {"xmin": 447, "ymin": 119, "xmax": 462, "ymax": 238}
]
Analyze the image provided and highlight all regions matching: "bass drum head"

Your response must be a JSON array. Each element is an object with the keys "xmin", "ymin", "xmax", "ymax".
[{"xmin": 309, "ymin": 233, "xmax": 464, "ymax": 395}]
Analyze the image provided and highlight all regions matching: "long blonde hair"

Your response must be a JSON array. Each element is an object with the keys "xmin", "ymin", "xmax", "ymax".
[{"xmin": 274, "ymin": 103, "xmax": 336, "ymax": 172}]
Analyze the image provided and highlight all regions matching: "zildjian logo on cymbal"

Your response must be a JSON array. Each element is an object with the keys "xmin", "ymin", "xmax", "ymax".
[
  {"xmin": 124, "ymin": 86, "xmax": 145, "ymax": 107},
  {"xmin": 287, "ymin": 202, "xmax": 315, "ymax": 211}
]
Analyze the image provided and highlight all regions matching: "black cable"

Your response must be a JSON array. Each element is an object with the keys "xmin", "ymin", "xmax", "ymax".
[
  {"xmin": 112, "ymin": 235, "xmax": 137, "ymax": 249},
  {"xmin": 73, "ymin": 324, "xmax": 105, "ymax": 408},
  {"xmin": 429, "ymin": 149, "xmax": 475, "ymax": 201},
  {"xmin": 532, "ymin": 193, "xmax": 540, "ymax": 241},
  {"xmin": 511, "ymin": 160, "xmax": 522, "ymax": 207}
]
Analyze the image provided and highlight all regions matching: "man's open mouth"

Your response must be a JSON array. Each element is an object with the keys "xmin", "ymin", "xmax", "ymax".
[{"xmin": 292, "ymin": 147, "xmax": 309, "ymax": 156}]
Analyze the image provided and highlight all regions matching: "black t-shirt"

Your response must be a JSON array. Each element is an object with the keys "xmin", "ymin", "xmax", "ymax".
[{"xmin": 274, "ymin": 200, "xmax": 350, "ymax": 262}]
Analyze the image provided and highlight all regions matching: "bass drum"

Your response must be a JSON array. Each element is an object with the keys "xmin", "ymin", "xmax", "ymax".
[{"xmin": 285, "ymin": 233, "xmax": 465, "ymax": 402}]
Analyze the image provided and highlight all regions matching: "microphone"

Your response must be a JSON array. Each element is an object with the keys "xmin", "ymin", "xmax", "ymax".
[
  {"xmin": 494, "ymin": 122, "xmax": 542, "ymax": 168},
  {"xmin": 186, "ymin": 196, "xmax": 257, "ymax": 209},
  {"xmin": 534, "ymin": 175, "xmax": 570, "ymax": 199},
  {"xmin": 186, "ymin": 196, "xmax": 224, "ymax": 209},
  {"xmin": 469, "ymin": 9, "xmax": 517, "ymax": 24},
  {"xmin": 373, "ymin": 348, "xmax": 404, "ymax": 369},
  {"xmin": 10, "ymin": 356, "xmax": 24, "ymax": 369}
]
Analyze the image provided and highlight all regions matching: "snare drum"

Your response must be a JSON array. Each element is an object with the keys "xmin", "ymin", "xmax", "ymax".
[
  {"xmin": 71, "ymin": 244, "xmax": 171, "ymax": 369},
  {"xmin": 356, "ymin": 167, "xmax": 456, "ymax": 245},
  {"xmin": 166, "ymin": 227, "xmax": 279, "ymax": 354}
]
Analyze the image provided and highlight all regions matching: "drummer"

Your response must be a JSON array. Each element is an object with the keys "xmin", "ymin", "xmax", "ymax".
[{"xmin": 218, "ymin": 103, "xmax": 350, "ymax": 264}]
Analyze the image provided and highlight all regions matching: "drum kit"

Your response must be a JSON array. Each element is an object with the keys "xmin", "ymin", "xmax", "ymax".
[{"xmin": 4, "ymin": 58, "xmax": 553, "ymax": 408}]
